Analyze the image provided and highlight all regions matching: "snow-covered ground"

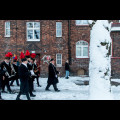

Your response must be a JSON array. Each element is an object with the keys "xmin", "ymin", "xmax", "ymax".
[{"xmin": 2, "ymin": 77, "xmax": 120, "ymax": 100}]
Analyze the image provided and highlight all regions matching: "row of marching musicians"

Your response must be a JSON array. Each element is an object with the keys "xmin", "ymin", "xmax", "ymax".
[{"xmin": 0, "ymin": 50, "xmax": 41, "ymax": 100}]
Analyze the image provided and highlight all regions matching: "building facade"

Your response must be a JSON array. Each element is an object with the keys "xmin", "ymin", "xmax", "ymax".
[{"xmin": 0, "ymin": 20, "xmax": 120, "ymax": 78}]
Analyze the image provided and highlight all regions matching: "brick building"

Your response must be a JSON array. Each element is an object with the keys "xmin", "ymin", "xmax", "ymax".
[{"xmin": 0, "ymin": 20, "xmax": 120, "ymax": 78}]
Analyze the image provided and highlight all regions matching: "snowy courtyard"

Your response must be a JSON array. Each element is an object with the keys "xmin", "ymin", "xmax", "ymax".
[{"xmin": 2, "ymin": 77, "xmax": 120, "ymax": 100}]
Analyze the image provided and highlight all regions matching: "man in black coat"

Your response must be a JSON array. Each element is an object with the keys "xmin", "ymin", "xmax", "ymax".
[
  {"xmin": 16, "ymin": 58, "xmax": 31, "ymax": 100},
  {"xmin": 0, "ymin": 65, "xmax": 5, "ymax": 100},
  {"xmin": 0, "ymin": 57, "xmax": 13, "ymax": 94},
  {"xmin": 45, "ymin": 59, "xmax": 60, "ymax": 92},
  {"xmin": 26, "ymin": 57, "xmax": 36, "ymax": 97}
]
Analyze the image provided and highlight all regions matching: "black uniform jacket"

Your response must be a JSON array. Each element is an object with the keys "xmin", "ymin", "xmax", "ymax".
[
  {"xmin": 19, "ymin": 64, "xmax": 31, "ymax": 94},
  {"xmin": 0, "ymin": 61, "xmax": 11, "ymax": 76}
]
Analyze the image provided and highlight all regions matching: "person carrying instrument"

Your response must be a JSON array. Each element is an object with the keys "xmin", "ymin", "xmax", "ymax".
[
  {"xmin": 0, "ymin": 64, "xmax": 5, "ymax": 100},
  {"xmin": 31, "ymin": 53, "xmax": 41, "ymax": 88},
  {"xmin": 33, "ymin": 59, "xmax": 41, "ymax": 87},
  {"xmin": 16, "ymin": 57, "xmax": 31, "ymax": 100},
  {"xmin": 10, "ymin": 56, "xmax": 20, "ymax": 86},
  {"xmin": 0, "ymin": 52, "xmax": 14, "ymax": 94},
  {"xmin": 25, "ymin": 50, "xmax": 36, "ymax": 97}
]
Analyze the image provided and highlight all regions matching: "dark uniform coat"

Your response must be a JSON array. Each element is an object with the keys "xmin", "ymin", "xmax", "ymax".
[
  {"xmin": 0, "ymin": 65, "xmax": 5, "ymax": 90},
  {"xmin": 12, "ymin": 63, "xmax": 19, "ymax": 79},
  {"xmin": 19, "ymin": 64, "xmax": 31, "ymax": 94},
  {"xmin": 47, "ymin": 63, "xmax": 59, "ymax": 85},
  {"xmin": 0, "ymin": 61, "xmax": 11, "ymax": 77}
]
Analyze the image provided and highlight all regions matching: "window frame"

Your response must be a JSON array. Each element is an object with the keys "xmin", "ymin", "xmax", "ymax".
[
  {"xmin": 56, "ymin": 22, "xmax": 62, "ymax": 37},
  {"xmin": 27, "ymin": 22, "xmax": 40, "ymax": 41},
  {"xmin": 76, "ymin": 20, "xmax": 89, "ymax": 25},
  {"xmin": 5, "ymin": 21, "xmax": 10, "ymax": 37},
  {"xmin": 56, "ymin": 53, "xmax": 62, "ymax": 67},
  {"xmin": 76, "ymin": 40, "xmax": 89, "ymax": 58}
]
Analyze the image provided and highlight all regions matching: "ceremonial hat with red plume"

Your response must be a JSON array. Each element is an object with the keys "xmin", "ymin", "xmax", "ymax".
[
  {"xmin": 5, "ymin": 52, "xmax": 13, "ymax": 59},
  {"xmin": 25, "ymin": 50, "xmax": 31, "ymax": 58},
  {"xmin": 20, "ymin": 52, "xmax": 27, "ymax": 62},
  {"xmin": 30, "ymin": 53, "xmax": 36, "ymax": 58},
  {"xmin": 20, "ymin": 52, "xmax": 25, "ymax": 59},
  {"xmin": 7, "ymin": 52, "xmax": 13, "ymax": 58}
]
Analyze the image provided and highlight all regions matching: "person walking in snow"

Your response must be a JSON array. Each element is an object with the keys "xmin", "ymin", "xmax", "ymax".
[
  {"xmin": 0, "ymin": 65, "xmax": 5, "ymax": 100},
  {"xmin": 45, "ymin": 58, "xmax": 60, "ymax": 92},
  {"xmin": 16, "ymin": 58, "xmax": 31, "ymax": 100},
  {"xmin": 65, "ymin": 60, "xmax": 70, "ymax": 79}
]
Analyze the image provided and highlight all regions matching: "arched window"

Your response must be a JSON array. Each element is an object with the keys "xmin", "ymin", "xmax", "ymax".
[{"xmin": 76, "ymin": 41, "xmax": 89, "ymax": 58}]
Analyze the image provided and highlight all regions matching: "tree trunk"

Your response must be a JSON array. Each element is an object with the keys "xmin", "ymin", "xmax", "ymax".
[{"xmin": 88, "ymin": 20, "xmax": 113, "ymax": 100}]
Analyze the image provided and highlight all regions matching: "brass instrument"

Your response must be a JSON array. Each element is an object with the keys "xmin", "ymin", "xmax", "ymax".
[
  {"xmin": 10, "ymin": 62, "xmax": 16, "ymax": 76},
  {"xmin": 3, "ymin": 65, "xmax": 15, "ymax": 79},
  {"xmin": 34, "ymin": 65, "xmax": 41, "ymax": 73}
]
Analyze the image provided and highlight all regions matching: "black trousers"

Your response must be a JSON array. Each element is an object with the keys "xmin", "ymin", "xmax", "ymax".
[
  {"xmin": 16, "ymin": 91, "xmax": 31, "ymax": 100},
  {"xmin": 2, "ymin": 78, "xmax": 12, "ymax": 92},
  {"xmin": 46, "ymin": 83, "xmax": 58, "ymax": 91},
  {"xmin": 10, "ymin": 79, "xmax": 19, "ymax": 86},
  {"xmin": 36, "ymin": 76, "xmax": 40, "ymax": 86}
]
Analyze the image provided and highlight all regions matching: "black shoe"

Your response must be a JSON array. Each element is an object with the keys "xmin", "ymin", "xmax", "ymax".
[
  {"xmin": 55, "ymin": 90, "xmax": 60, "ymax": 92},
  {"xmin": 16, "ymin": 98, "xmax": 22, "ymax": 100},
  {"xmin": 2, "ymin": 91, "xmax": 8, "ymax": 93},
  {"xmin": 30, "ymin": 94, "xmax": 36, "ymax": 97},
  {"xmin": 45, "ymin": 89, "xmax": 51, "ymax": 91},
  {"xmin": 38, "ymin": 85, "xmax": 42, "ymax": 87}
]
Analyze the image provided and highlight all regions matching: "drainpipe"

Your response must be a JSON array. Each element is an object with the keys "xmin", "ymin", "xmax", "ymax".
[{"xmin": 68, "ymin": 20, "xmax": 71, "ymax": 65}]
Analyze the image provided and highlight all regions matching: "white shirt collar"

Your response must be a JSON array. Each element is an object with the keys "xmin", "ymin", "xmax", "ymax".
[{"xmin": 22, "ymin": 63, "xmax": 27, "ymax": 68}]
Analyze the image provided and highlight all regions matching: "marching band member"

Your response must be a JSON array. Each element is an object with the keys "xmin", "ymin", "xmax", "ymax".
[
  {"xmin": 0, "ymin": 52, "xmax": 14, "ymax": 94},
  {"xmin": 25, "ymin": 50, "xmax": 36, "ymax": 97},
  {"xmin": 16, "ymin": 54, "xmax": 31, "ymax": 100},
  {"xmin": 33, "ymin": 59, "xmax": 41, "ymax": 87},
  {"xmin": 0, "ymin": 64, "xmax": 5, "ymax": 100},
  {"xmin": 10, "ymin": 55, "xmax": 20, "ymax": 86}
]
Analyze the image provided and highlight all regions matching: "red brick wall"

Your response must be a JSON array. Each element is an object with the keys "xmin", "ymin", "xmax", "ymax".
[
  {"xmin": 0, "ymin": 20, "xmax": 120, "ymax": 78},
  {"xmin": 69, "ymin": 20, "xmax": 90, "ymax": 76}
]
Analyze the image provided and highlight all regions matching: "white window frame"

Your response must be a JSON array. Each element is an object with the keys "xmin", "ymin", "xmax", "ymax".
[
  {"xmin": 56, "ymin": 22, "xmax": 62, "ymax": 37},
  {"xmin": 5, "ymin": 21, "xmax": 10, "ymax": 37},
  {"xmin": 56, "ymin": 53, "xmax": 62, "ymax": 67},
  {"xmin": 76, "ymin": 41, "xmax": 89, "ymax": 58},
  {"xmin": 76, "ymin": 20, "xmax": 89, "ymax": 25},
  {"xmin": 27, "ymin": 22, "xmax": 40, "ymax": 41}
]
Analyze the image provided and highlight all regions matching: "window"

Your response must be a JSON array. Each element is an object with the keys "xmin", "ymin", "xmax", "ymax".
[
  {"xmin": 5, "ymin": 21, "xmax": 10, "ymax": 37},
  {"xmin": 27, "ymin": 22, "xmax": 40, "ymax": 41},
  {"xmin": 56, "ymin": 53, "xmax": 62, "ymax": 67},
  {"xmin": 76, "ymin": 41, "xmax": 89, "ymax": 58},
  {"xmin": 76, "ymin": 20, "xmax": 88, "ymax": 25},
  {"xmin": 56, "ymin": 22, "xmax": 62, "ymax": 37}
]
